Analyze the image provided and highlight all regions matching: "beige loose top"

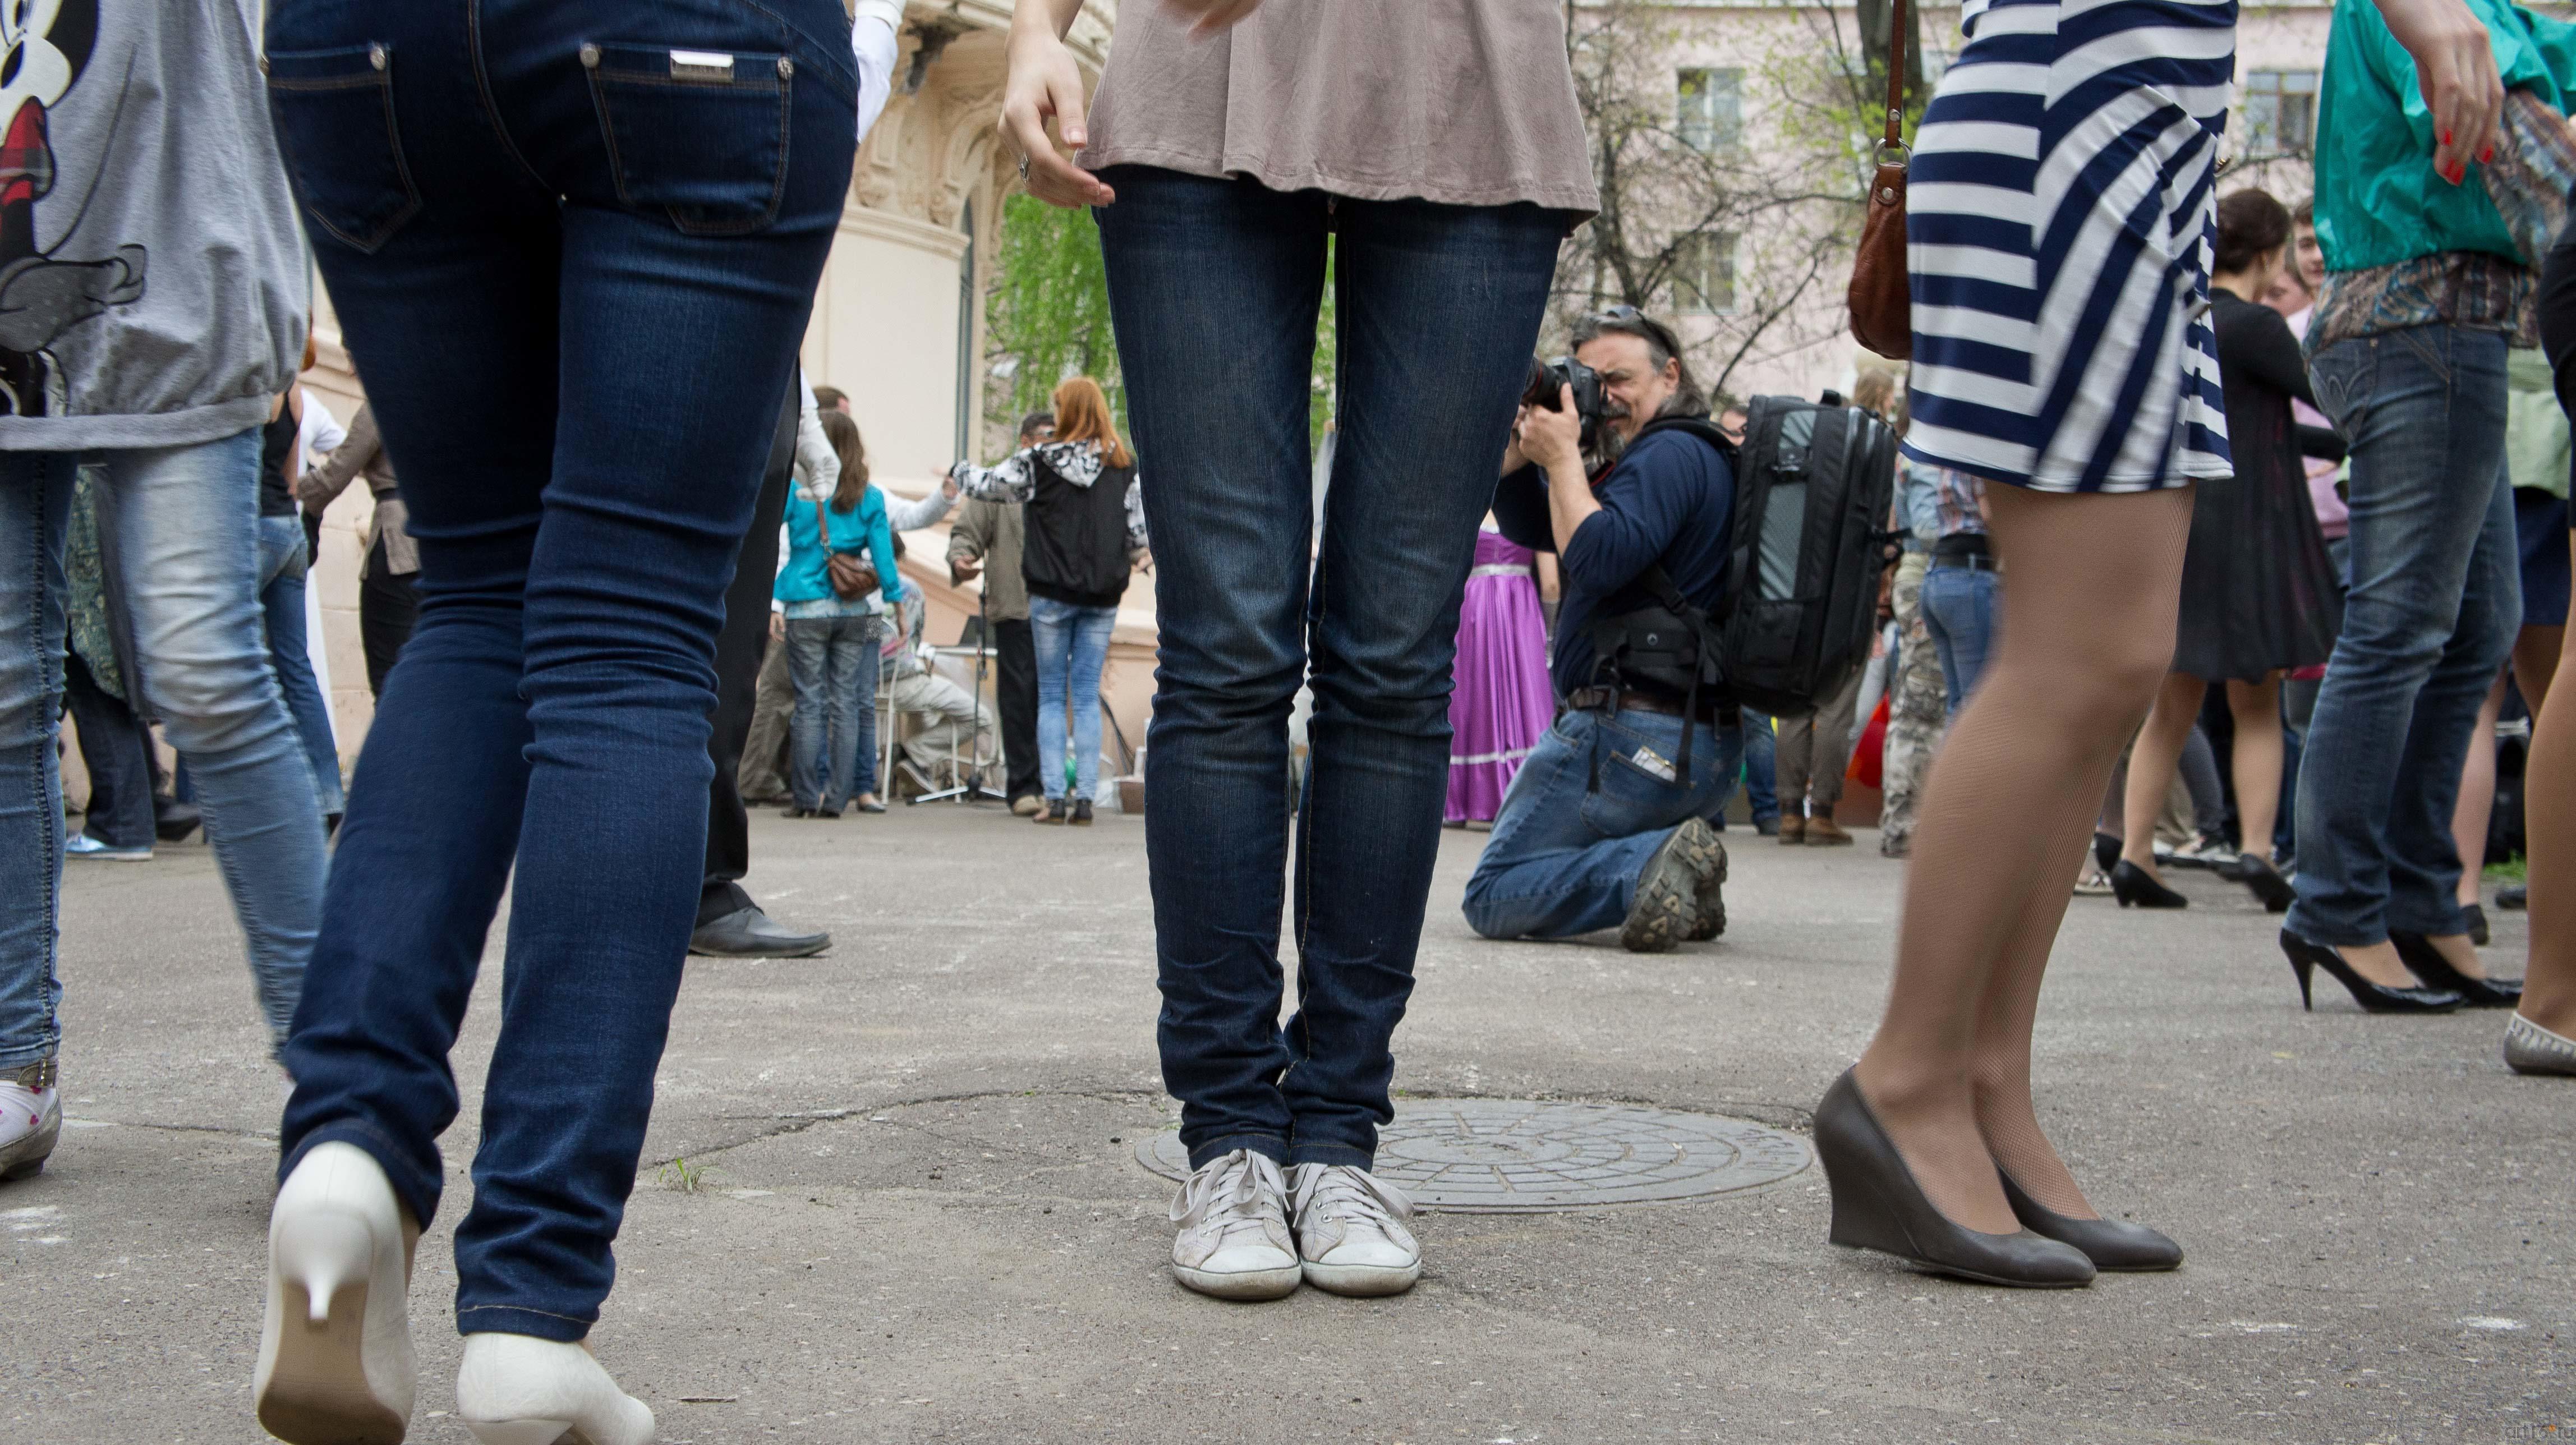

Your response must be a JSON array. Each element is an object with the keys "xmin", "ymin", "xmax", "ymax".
[{"xmin": 1077, "ymin": 0, "xmax": 1599, "ymax": 215}]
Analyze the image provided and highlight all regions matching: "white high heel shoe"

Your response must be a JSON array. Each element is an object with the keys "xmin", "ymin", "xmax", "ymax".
[
  {"xmin": 456, "ymin": 1333, "xmax": 655, "ymax": 1445},
  {"xmin": 255, "ymin": 1142, "xmax": 419, "ymax": 1443}
]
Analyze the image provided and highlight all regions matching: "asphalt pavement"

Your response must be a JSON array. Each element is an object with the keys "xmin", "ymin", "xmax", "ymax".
[{"xmin": 8, "ymin": 804, "xmax": 2568, "ymax": 1443}]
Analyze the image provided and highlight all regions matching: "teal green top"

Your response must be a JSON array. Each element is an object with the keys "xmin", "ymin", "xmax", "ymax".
[
  {"xmin": 2315, "ymin": 0, "xmax": 2575, "ymax": 271},
  {"xmin": 776, "ymin": 485, "xmax": 903, "ymax": 610}
]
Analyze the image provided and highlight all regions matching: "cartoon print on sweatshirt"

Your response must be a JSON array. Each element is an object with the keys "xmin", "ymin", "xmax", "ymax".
[{"xmin": 0, "ymin": 0, "xmax": 144, "ymax": 417}]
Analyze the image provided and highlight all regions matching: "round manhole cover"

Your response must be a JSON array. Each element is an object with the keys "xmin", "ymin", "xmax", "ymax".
[{"xmin": 1134, "ymin": 1098, "xmax": 1810, "ymax": 1213}]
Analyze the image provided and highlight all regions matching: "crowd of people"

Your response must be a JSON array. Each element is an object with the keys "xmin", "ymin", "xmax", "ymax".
[{"xmin": 1, "ymin": 0, "xmax": 2570, "ymax": 1441}]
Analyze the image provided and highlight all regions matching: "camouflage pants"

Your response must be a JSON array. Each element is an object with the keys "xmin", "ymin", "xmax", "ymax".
[{"xmin": 1879, "ymin": 551, "xmax": 1947, "ymax": 857}]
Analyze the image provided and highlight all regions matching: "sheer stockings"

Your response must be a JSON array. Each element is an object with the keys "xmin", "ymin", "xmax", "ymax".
[
  {"xmin": 2119, "ymin": 672, "xmax": 2286, "ymax": 878},
  {"xmin": 1856, "ymin": 484, "xmax": 2195, "ymax": 1235},
  {"xmin": 2523, "ymin": 547, "xmax": 2576, "ymax": 1035}
]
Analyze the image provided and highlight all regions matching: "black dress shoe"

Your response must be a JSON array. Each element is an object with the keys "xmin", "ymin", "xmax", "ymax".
[
  {"xmin": 1998, "ymin": 1172, "xmax": 2181, "ymax": 1271},
  {"xmin": 2278, "ymin": 928, "xmax": 2463, "ymax": 1013},
  {"xmin": 2462, "ymin": 903, "xmax": 2491, "ymax": 947},
  {"xmin": 689, "ymin": 906, "xmax": 830, "ymax": 959},
  {"xmin": 154, "ymin": 799, "xmax": 202, "ymax": 843},
  {"xmin": 2092, "ymin": 831, "xmax": 2121, "ymax": 876},
  {"xmin": 2109, "ymin": 860, "xmax": 2187, "ymax": 909},
  {"xmin": 779, "ymin": 805, "xmax": 816, "ymax": 818},
  {"xmin": 1813, "ymin": 1070, "xmax": 2096, "ymax": 1288},
  {"xmin": 2388, "ymin": 929, "xmax": 2521, "ymax": 1007},
  {"xmin": 2499, "ymin": 884, "xmax": 2528, "ymax": 911}
]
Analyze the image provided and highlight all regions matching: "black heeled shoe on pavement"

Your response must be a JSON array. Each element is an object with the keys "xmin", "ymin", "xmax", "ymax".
[
  {"xmin": 2278, "ymin": 928, "xmax": 2463, "ymax": 1013},
  {"xmin": 1997, "ymin": 1172, "xmax": 2182, "ymax": 1272},
  {"xmin": 1812, "ymin": 1071, "xmax": 2095, "ymax": 1288},
  {"xmin": 2109, "ymin": 860, "xmax": 2187, "ymax": 909},
  {"xmin": 2225, "ymin": 854, "xmax": 2294, "ymax": 914},
  {"xmin": 2092, "ymin": 832, "xmax": 2120, "ymax": 875},
  {"xmin": 2388, "ymin": 929, "xmax": 2521, "ymax": 1008}
]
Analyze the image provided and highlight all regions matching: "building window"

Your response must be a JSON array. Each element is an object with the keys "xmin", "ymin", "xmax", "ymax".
[
  {"xmin": 2241, "ymin": 70, "xmax": 2319, "ymax": 156},
  {"xmin": 1672, "ymin": 232, "xmax": 1737, "ymax": 315},
  {"xmin": 1677, "ymin": 67, "xmax": 1742, "ymax": 152}
]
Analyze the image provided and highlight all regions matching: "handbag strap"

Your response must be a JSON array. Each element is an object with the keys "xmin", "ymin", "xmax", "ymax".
[{"xmin": 1880, "ymin": 0, "xmax": 1908, "ymax": 155}]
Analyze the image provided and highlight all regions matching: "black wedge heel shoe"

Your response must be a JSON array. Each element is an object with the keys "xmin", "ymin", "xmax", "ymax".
[
  {"xmin": 1812, "ymin": 1071, "xmax": 2095, "ymax": 1288},
  {"xmin": 2278, "ymin": 928, "xmax": 2463, "ymax": 1013},
  {"xmin": 2388, "ymin": 929, "xmax": 2522, "ymax": 1008},
  {"xmin": 1997, "ymin": 1173, "xmax": 2182, "ymax": 1272},
  {"xmin": 2225, "ymin": 854, "xmax": 2294, "ymax": 914},
  {"xmin": 2109, "ymin": 860, "xmax": 2187, "ymax": 909}
]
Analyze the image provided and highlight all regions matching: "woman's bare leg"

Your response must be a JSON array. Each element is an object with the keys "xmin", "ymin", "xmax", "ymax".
[
  {"xmin": 1854, "ymin": 484, "xmax": 2193, "ymax": 1234},
  {"xmin": 2452, "ymin": 671, "xmax": 2508, "ymax": 908},
  {"xmin": 2119, "ymin": 673, "xmax": 2208, "ymax": 879},
  {"xmin": 2225, "ymin": 673, "xmax": 2285, "ymax": 862},
  {"xmin": 2524, "ymin": 542, "xmax": 2576, "ymax": 1035}
]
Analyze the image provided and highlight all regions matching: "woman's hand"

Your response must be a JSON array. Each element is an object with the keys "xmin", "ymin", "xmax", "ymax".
[
  {"xmin": 1159, "ymin": 0, "xmax": 1266, "ymax": 34},
  {"xmin": 1002, "ymin": 0, "xmax": 1115, "ymax": 208},
  {"xmin": 2373, "ymin": 0, "xmax": 2504, "ymax": 183}
]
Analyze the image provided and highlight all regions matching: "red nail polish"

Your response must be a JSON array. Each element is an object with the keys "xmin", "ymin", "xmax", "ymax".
[
  {"xmin": 2481, "ymin": 145, "xmax": 2495, "ymax": 164},
  {"xmin": 2441, "ymin": 129, "xmax": 2453, "ymax": 144}
]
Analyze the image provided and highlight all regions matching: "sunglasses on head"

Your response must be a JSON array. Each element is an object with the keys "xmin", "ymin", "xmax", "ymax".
[{"xmin": 1589, "ymin": 305, "xmax": 1684, "ymax": 358}]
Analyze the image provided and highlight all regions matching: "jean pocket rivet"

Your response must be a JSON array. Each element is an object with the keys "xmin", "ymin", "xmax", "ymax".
[
  {"xmin": 777, "ymin": 57, "xmax": 794, "ymax": 79},
  {"xmin": 579, "ymin": 43, "xmax": 601, "ymax": 69},
  {"xmin": 369, "ymin": 44, "xmax": 388, "ymax": 71}
]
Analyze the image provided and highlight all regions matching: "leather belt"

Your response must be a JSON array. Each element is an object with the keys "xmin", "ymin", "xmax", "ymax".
[{"xmin": 1567, "ymin": 686, "xmax": 1737, "ymax": 726}]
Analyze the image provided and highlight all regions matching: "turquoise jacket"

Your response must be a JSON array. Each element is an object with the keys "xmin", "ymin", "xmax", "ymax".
[
  {"xmin": 776, "ymin": 485, "xmax": 904, "ymax": 608},
  {"xmin": 2315, "ymin": 0, "xmax": 2575, "ymax": 270}
]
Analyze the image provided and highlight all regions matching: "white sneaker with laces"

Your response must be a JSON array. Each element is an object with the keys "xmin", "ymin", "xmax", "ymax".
[
  {"xmin": 456, "ymin": 1333, "xmax": 656, "ymax": 1445},
  {"xmin": 0, "ymin": 1059, "xmax": 59, "ymax": 1182},
  {"xmin": 1290, "ymin": 1163, "xmax": 1421, "ymax": 1296},
  {"xmin": 1168, "ymin": 1148, "xmax": 1301, "ymax": 1300}
]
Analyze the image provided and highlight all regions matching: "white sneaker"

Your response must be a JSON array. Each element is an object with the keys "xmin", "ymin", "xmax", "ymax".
[
  {"xmin": 0, "ymin": 1059, "xmax": 59, "ymax": 1182},
  {"xmin": 256, "ymin": 1142, "xmax": 418, "ymax": 1443},
  {"xmin": 1290, "ymin": 1163, "xmax": 1422, "ymax": 1296},
  {"xmin": 456, "ymin": 1333, "xmax": 656, "ymax": 1445},
  {"xmin": 65, "ymin": 832, "xmax": 151, "ymax": 860},
  {"xmin": 1167, "ymin": 1148, "xmax": 1301, "ymax": 1300}
]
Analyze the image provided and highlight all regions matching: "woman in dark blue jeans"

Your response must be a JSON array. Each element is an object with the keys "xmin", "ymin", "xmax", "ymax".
[
  {"xmin": 1004, "ymin": 0, "xmax": 1588, "ymax": 1301},
  {"xmin": 256, "ymin": 1, "xmax": 871, "ymax": 1438}
]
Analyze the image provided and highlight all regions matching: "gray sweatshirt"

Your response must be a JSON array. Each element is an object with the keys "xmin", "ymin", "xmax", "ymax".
[{"xmin": 0, "ymin": 1, "xmax": 307, "ymax": 450}]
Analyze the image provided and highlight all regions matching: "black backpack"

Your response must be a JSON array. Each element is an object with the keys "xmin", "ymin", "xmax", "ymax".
[{"xmin": 1604, "ymin": 399, "xmax": 1899, "ymax": 722}]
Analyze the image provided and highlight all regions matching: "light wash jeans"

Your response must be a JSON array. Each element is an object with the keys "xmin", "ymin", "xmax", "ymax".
[
  {"xmin": 257, "ymin": 513, "xmax": 345, "ymax": 817},
  {"xmin": 1029, "ymin": 593, "xmax": 1117, "ymax": 802},
  {"xmin": 1920, "ymin": 560, "xmax": 2001, "ymax": 714},
  {"xmin": 0, "ymin": 432, "xmax": 326, "ymax": 1064},
  {"xmin": 2290, "ymin": 325, "xmax": 2522, "ymax": 944},
  {"xmin": 1463, "ymin": 707, "xmax": 1744, "ymax": 939},
  {"xmin": 785, "ymin": 613, "xmax": 881, "ymax": 813}
]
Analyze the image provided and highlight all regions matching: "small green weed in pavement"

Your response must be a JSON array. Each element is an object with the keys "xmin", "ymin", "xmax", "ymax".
[
  {"xmin": 659, "ymin": 1157, "xmax": 713, "ymax": 1193},
  {"xmin": 2487, "ymin": 854, "xmax": 2528, "ymax": 885}
]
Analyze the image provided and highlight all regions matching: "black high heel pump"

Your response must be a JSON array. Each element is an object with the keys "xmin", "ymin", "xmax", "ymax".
[
  {"xmin": 2225, "ymin": 854, "xmax": 2294, "ymax": 913},
  {"xmin": 2387, "ymin": 929, "xmax": 2521, "ymax": 1008},
  {"xmin": 2278, "ymin": 928, "xmax": 2463, "ymax": 1013},
  {"xmin": 2109, "ymin": 860, "xmax": 2187, "ymax": 909},
  {"xmin": 1812, "ymin": 1071, "xmax": 2095, "ymax": 1288}
]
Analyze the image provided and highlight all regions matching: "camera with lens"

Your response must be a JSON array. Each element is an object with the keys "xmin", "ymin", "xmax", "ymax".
[{"xmin": 1522, "ymin": 356, "xmax": 1608, "ymax": 457}]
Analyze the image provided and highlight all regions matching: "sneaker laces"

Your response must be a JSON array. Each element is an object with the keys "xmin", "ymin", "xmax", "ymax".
[
  {"xmin": 1291, "ymin": 1164, "xmax": 1414, "ymax": 1242},
  {"xmin": 1169, "ymin": 1149, "xmax": 1289, "ymax": 1252}
]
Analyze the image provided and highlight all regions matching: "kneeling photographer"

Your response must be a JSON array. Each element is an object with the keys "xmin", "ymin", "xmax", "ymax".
[{"xmin": 1463, "ymin": 309, "xmax": 1739, "ymax": 952}]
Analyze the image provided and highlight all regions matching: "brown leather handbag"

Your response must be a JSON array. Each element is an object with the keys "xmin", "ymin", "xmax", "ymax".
[
  {"xmin": 816, "ymin": 499, "xmax": 880, "ymax": 600},
  {"xmin": 1847, "ymin": 0, "xmax": 1913, "ymax": 361}
]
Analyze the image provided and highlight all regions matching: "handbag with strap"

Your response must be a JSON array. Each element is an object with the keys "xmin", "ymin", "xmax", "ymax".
[
  {"xmin": 815, "ymin": 499, "xmax": 880, "ymax": 600},
  {"xmin": 1846, "ymin": 0, "xmax": 1912, "ymax": 361}
]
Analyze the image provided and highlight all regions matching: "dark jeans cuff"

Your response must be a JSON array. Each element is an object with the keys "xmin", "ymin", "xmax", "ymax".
[
  {"xmin": 2388, "ymin": 899, "xmax": 2469, "ymax": 937},
  {"xmin": 1283, "ymin": 1142, "xmax": 1374, "ymax": 1171},
  {"xmin": 1185, "ymin": 1132, "xmax": 1288, "ymax": 1171},
  {"xmin": 457, "ymin": 1304, "xmax": 594, "ymax": 1343},
  {"xmin": 282, "ymin": 1119, "xmax": 441, "ymax": 1236}
]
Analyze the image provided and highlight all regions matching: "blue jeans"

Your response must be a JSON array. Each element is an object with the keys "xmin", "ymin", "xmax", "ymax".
[
  {"xmin": 0, "ymin": 435, "xmax": 327, "ymax": 1066},
  {"xmin": 1028, "ymin": 594, "xmax": 1116, "ymax": 802},
  {"xmin": 2290, "ymin": 326, "xmax": 2522, "ymax": 944},
  {"xmin": 1920, "ymin": 561, "xmax": 2000, "ymax": 714},
  {"xmin": 785, "ymin": 614, "xmax": 878, "ymax": 812},
  {"xmin": 1097, "ymin": 165, "xmax": 1565, "ymax": 1170},
  {"xmin": 1741, "ymin": 714, "xmax": 1779, "ymax": 827},
  {"xmin": 258, "ymin": 513, "xmax": 345, "ymax": 817},
  {"xmin": 268, "ymin": 0, "xmax": 857, "ymax": 1341},
  {"xmin": 1462, "ymin": 708, "xmax": 1744, "ymax": 939}
]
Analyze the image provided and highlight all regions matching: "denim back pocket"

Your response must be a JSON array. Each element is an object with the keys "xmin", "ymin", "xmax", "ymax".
[
  {"xmin": 264, "ymin": 45, "xmax": 421, "ymax": 254},
  {"xmin": 582, "ymin": 42, "xmax": 789, "ymax": 236},
  {"xmin": 2304, "ymin": 337, "xmax": 2377, "ymax": 439}
]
